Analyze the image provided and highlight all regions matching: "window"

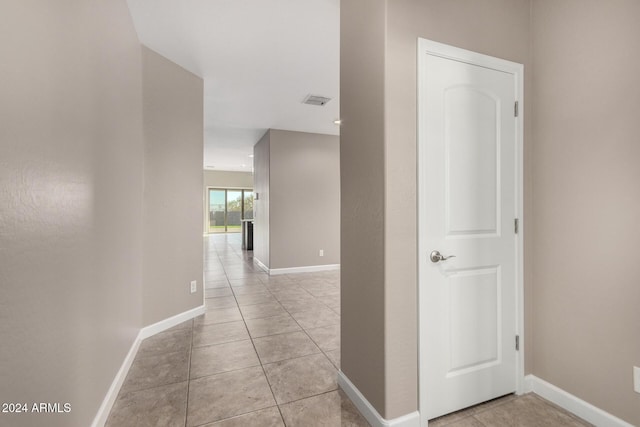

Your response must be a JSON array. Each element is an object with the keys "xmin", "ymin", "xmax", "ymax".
[{"xmin": 208, "ymin": 188, "xmax": 253, "ymax": 233}]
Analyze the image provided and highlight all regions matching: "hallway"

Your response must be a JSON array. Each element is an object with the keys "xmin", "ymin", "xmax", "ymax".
[
  {"xmin": 106, "ymin": 234, "xmax": 367, "ymax": 426},
  {"xmin": 105, "ymin": 235, "xmax": 593, "ymax": 427}
]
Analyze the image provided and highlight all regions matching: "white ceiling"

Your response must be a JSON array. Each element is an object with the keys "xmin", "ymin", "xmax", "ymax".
[{"xmin": 127, "ymin": 0, "xmax": 340, "ymax": 172}]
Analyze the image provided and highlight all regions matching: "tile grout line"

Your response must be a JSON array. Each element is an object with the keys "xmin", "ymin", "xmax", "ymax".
[
  {"xmin": 183, "ymin": 319, "xmax": 195, "ymax": 427},
  {"xmin": 118, "ymin": 376, "xmax": 190, "ymax": 397},
  {"xmin": 233, "ymin": 293, "xmax": 287, "ymax": 425},
  {"xmin": 259, "ymin": 273, "xmax": 343, "ymax": 401},
  {"xmin": 260, "ymin": 272, "xmax": 344, "ymax": 422},
  {"xmin": 261, "ymin": 276, "xmax": 341, "ymax": 372},
  {"xmin": 274, "ymin": 388, "xmax": 343, "ymax": 408},
  {"xmin": 222, "ymin": 237, "xmax": 288, "ymax": 427},
  {"xmin": 201, "ymin": 235, "xmax": 343, "ymax": 425},
  {"xmin": 194, "ymin": 235, "xmax": 241, "ymax": 426}
]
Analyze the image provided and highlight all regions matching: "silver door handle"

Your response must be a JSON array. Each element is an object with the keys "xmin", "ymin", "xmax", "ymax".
[{"xmin": 430, "ymin": 250, "xmax": 456, "ymax": 263}]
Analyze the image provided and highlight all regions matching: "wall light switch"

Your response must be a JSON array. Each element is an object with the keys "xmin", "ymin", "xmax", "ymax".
[
  {"xmin": 634, "ymin": 366, "xmax": 640, "ymax": 394},
  {"xmin": 190, "ymin": 280, "xmax": 197, "ymax": 294},
  {"xmin": 319, "ymin": 249, "xmax": 324, "ymax": 257}
]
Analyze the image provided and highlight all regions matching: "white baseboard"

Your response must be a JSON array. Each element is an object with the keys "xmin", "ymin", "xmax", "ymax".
[
  {"xmin": 525, "ymin": 375, "xmax": 634, "ymax": 427},
  {"xmin": 254, "ymin": 257, "xmax": 269, "ymax": 273},
  {"xmin": 338, "ymin": 371, "xmax": 420, "ymax": 427},
  {"xmin": 91, "ymin": 333, "xmax": 142, "ymax": 427},
  {"xmin": 253, "ymin": 257, "xmax": 339, "ymax": 276},
  {"xmin": 139, "ymin": 304, "xmax": 205, "ymax": 339},
  {"xmin": 269, "ymin": 264, "xmax": 340, "ymax": 276},
  {"xmin": 91, "ymin": 304, "xmax": 205, "ymax": 427}
]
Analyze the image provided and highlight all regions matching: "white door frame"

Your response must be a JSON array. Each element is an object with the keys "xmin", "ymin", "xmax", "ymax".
[{"xmin": 417, "ymin": 38, "xmax": 525, "ymax": 425}]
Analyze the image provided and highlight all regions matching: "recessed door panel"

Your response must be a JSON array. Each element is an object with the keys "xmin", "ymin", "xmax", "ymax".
[
  {"xmin": 448, "ymin": 267, "xmax": 500, "ymax": 375},
  {"xmin": 445, "ymin": 87, "xmax": 499, "ymax": 237}
]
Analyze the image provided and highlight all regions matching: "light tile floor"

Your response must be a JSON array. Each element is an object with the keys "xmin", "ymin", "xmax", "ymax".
[
  {"xmin": 429, "ymin": 393, "xmax": 593, "ymax": 427},
  {"xmin": 106, "ymin": 233, "xmax": 367, "ymax": 427},
  {"xmin": 106, "ymin": 234, "xmax": 592, "ymax": 427}
]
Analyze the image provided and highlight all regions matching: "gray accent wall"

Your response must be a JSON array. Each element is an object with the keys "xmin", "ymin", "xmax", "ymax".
[
  {"xmin": 0, "ymin": 2, "xmax": 203, "ymax": 426},
  {"xmin": 253, "ymin": 130, "xmax": 340, "ymax": 271}
]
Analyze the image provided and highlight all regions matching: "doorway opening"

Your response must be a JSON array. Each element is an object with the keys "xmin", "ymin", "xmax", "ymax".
[{"xmin": 207, "ymin": 188, "xmax": 253, "ymax": 233}]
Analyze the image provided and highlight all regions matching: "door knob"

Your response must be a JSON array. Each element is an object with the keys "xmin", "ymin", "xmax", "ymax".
[{"xmin": 430, "ymin": 250, "xmax": 456, "ymax": 263}]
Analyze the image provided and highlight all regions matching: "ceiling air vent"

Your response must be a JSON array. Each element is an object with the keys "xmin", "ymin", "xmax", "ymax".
[{"xmin": 302, "ymin": 94, "xmax": 332, "ymax": 106}]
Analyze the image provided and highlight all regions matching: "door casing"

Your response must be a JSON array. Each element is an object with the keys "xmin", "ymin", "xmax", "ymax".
[{"xmin": 417, "ymin": 38, "xmax": 525, "ymax": 425}]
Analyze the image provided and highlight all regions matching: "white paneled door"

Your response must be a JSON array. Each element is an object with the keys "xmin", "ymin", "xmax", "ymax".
[{"xmin": 418, "ymin": 40, "xmax": 524, "ymax": 422}]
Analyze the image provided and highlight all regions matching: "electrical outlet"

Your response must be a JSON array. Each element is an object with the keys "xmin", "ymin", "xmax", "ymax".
[
  {"xmin": 319, "ymin": 249, "xmax": 324, "ymax": 257},
  {"xmin": 634, "ymin": 366, "xmax": 640, "ymax": 394},
  {"xmin": 190, "ymin": 280, "xmax": 197, "ymax": 294}
]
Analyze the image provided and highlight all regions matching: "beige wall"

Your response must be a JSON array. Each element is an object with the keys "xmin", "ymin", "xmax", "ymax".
[
  {"xmin": 0, "ymin": 1, "xmax": 144, "ymax": 426},
  {"xmin": 531, "ymin": 1, "xmax": 640, "ymax": 425},
  {"xmin": 253, "ymin": 131, "xmax": 271, "ymax": 267},
  {"xmin": 340, "ymin": 0, "xmax": 384, "ymax": 417},
  {"xmin": 253, "ymin": 130, "xmax": 340, "ymax": 270},
  {"xmin": 341, "ymin": 0, "xmax": 532, "ymax": 419},
  {"xmin": 142, "ymin": 46, "xmax": 204, "ymax": 325},
  {"xmin": 384, "ymin": 0, "xmax": 532, "ymax": 418},
  {"xmin": 0, "ymin": 3, "xmax": 204, "ymax": 425},
  {"xmin": 343, "ymin": 0, "xmax": 639, "ymax": 423},
  {"xmin": 202, "ymin": 170, "xmax": 253, "ymax": 232},
  {"xmin": 269, "ymin": 129, "xmax": 340, "ymax": 269},
  {"xmin": 340, "ymin": 0, "xmax": 387, "ymax": 415},
  {"xmin": 204, "ymin": 170, "xmax": 253, "ymax": 189}
]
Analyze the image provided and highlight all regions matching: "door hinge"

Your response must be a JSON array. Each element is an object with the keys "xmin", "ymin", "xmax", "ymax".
[
  {"xmin": 515, "ymin": 335, "xmax": 520, "ymax": 351},
  {"xmin": 514, "ymin": 101, "xmax": 519, "ymax": 117},
  {"xmin": 514, "ymin": 218, "xmax": 519, "ymax": 234}
]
